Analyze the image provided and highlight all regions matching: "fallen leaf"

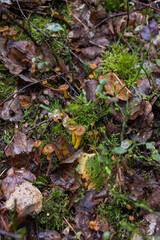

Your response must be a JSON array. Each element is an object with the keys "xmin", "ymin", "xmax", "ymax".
[
  {"xmin": 52, "ymin": 136, "xmax": 75, "ymax": 163},
  {"xmin": 5, "ymin": 181, "xmax": 42, "ymax": 214},
  {"xmin": 5, "ymin": 130, "xmax": 33, "ymax": 157},
  {"xmin": 1, "ymin": 99, "xmax": 23, "ymax": 122},
  {"xmin": 18, "ymin": 95, "xmax": 32, "ymax": 109},
  {"xmin": 1, "ymin": 167, "xmax": 36, "ymax": 200},
  {"xmin": 77, "ymin": 153, "xmax": 95, "ymax": 189},
  {"xmin": 104, "ymin": 73, "xmax": 132, "ymax": 101}
]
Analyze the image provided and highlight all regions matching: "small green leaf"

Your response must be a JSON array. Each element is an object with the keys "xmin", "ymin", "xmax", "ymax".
[
  {"xmin": 156, "ymin": 59, "xmax": 160, "ymax": 67},
  {"xmin": 32, "ymin": 57, "xmax": 36, "ymax": 63},
  {"xmin": 113, "ymin": 147, "xmax": 127, "ymax": 154},
  {"xmin": 152, "ymin": 153, "xmax": 160, "ymax": 161},
  {"xmin": 103, "ymin": 231, "xmax": 110, "ymax": 240},
  {"xmin": 45, "ymin": 23, "xmax": 63, "ymax": 32},
  {"xmin": 146, "ymin": 142, "xmax": 155, "ymax": 150},
  {"xmin": 38, "ymin": 62, "xmax": 44, "ymax": 69},
  {"xmin": 121, "ymin": 139, "xmax": 132, "ymax": 149}
]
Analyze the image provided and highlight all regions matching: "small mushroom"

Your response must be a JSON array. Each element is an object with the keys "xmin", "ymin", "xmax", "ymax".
[
  {"xmin": 88, "ymin": 131, "xmax": 93, "ymax": 142},
  {"xmin": 90, "ymin": 64, "xmax": 97, "ymax": 77},
  {"xmin": 68, "ymin": 125, "xmax": 77, "ymax": 145},
  {"xmin": 34, "ymin": 140, "xmax": 42, "ymax": 148},
  {"xmin": 58, "ymin": 84, "xmax": 69, "ymax": 99},
  {"xmin": 66, "ymin": 118, "xmax": 76, "ymax": 124},
  {"xmin": 74, "ymin": 126, "xmax": 86, "ymax": 149},
  {"xmin": 89, "ymin": 74, "xmax": 94, "ymax": 80},
  {"xmin": 94, "ymin": 130, "xmax": 98, "ymax": 139},
  {"xmin": 43, "ymin": 144, "xmax": 54, "ymax": 161},
  {"xmin": 9, "ymin": 29, "xmax": 17, "ymax": 40}
]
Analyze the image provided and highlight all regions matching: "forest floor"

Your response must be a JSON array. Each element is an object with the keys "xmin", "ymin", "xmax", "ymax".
[{"xmin": 0, "ymin": 0, "xmax": 160, "ymax": 239}]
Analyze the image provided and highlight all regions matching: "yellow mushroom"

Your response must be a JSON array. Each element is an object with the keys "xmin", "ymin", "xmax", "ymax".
[
  {"xmin": 90, "ymin": 64, "xmax": 97, "ymax": 77},
  {"xmin": 68, "ymin": 125, "xmax": 77, "ymax": 145},
  {"xmin": 58, "ymin": 84, "xmax": 69, "ymax": 99},
  {"xmin": 74, "ymin": 126, "xmax": 86, "ymax": 149},
  {"xmin": 34, "ymin": 140, "xmax": 42, "ymax": 148}
]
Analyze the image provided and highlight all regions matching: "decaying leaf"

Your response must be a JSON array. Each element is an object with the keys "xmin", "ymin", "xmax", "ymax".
[
  {"xmin": 104, "ymin": 73, "xmax": 132, "ymax": 101},
  {"xmin": 5, "ymin": 130, "xmax": 33, "ymax": 157},
  {"xmin": 1, "ymin": 167, "xmax": 36, "ymax": 200},
  {"xmin": 84, "ymin": 80, "xmax": 98, "ymax": 102},
  {"xmin": 1, "ymin": 99, "xmax": 23, "ymax": 122},
  {"xmin": 5, "ymin": 181, "xmax": 42, "ymax": 214},
  {"xmin": 77, "ymin": 153, "xmax": 95, "ymax": 189},
  {"xmin": 17, "ymin": 95, "xmax": 32, "ymax": 109},
  {"xmin": 52, "ymin": 136, "xmax": 75, "ymax": 163}
]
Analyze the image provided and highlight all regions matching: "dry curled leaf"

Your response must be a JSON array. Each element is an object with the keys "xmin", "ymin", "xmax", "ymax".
[{"xmin": 104, "ymin": 73, "xmax": 132, "ymax": 101}]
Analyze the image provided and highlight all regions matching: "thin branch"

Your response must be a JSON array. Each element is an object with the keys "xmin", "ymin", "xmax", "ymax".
[
  {"xmin": 0, "ymin": 72, "xmax": 78, "ymax": 107},
  {"xmin": 15, "ymin": 0, "xmax": 85, "ymax": 64},
  {"xmin": 131, "ymin": 0, "xmax": 160, "ymax": 12}
]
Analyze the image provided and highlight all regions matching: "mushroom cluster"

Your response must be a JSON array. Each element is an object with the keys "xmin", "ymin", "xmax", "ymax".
[
  {"xmin": 68, "ymin": 125, "xmax": 86, "ymax": 149},
  {"xmin": 0, "ymin": 26, "xmax": 17, "ymax": 39}
]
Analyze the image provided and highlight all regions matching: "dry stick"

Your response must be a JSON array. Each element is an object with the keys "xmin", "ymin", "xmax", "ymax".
[
  {"xmin": 131, "ymin": 0, "xmax": 160, "ymax": 12},
  {"xmin": 0, "ymin": 230, "xmax": 21, "ymax": 240},
  {"xmin": 81, "ymin": 3, "xmax": 160, "ymax": 38},
  {"xmin": 65, "ymin": 0, "xmax": 88, "ymax": 30},
  {"xmin": 63, "ymin": 216, "xmax": 81, "ymax": 240},
  {"xmin": 1, "ymin": 4, "xmax": 40, "ymax": 46},
  {"xmin": 15, "ymin": 0, "xmax": 85, "ymax": 65},
  {"xmin": 0, "ymin": 72, "xmax": 70, "ymax": 107},
  {"xmin": 127, "ymin": 0, "xmax": 130, "ymax": 27}
]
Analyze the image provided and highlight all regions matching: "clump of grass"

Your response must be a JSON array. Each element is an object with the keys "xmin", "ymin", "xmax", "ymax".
[{"xmin": 101, "ymin": 45, "xmax": 139, "ymax": 88}]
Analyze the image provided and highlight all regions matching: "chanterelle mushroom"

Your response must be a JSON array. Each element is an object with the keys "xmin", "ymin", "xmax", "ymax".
[{"xmin": 74, "ymin": 126, "xmax": 86, "ymax": 149}]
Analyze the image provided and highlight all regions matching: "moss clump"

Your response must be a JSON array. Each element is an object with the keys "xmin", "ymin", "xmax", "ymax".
[
  {"xmin": 0, "ymin": 70, "xmax": 17, "ymax": 100},
  {"xmin": 101, "ymin": 45, "xmax": 139, "ymax": 88},
  {"xmin": 102, "ymin": 0, "xmax": 126, "ymax": 13},
  {"xmin": 66, "ymin": 91, "xmax": 99, "ymax": 128},
  {"xmin": 37, "ymin": 189, "xmax": 73, "ymax": 230}
]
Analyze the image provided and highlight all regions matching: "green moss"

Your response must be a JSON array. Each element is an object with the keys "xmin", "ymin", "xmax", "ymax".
[
  {"xmin": 37, "ymin": 188, "xmax": 73, "ymax": 230},
  {"xmin": 98, "ymin": 190, "xmax": 140, "ymax": 239},
  {"xmin": 101, "ymin": 44, "xmax": 139, "ymax": 88},
  {"xmin": 0, "ymin": 70, "xmax": 17, "ymax": 100},
  {"xmin": 102, "ymin": 0, "xmax": 126, "ymax": 13},
  {"xmin": 66, "ymin": 91, "xmax": 99, "ymax": 128}
]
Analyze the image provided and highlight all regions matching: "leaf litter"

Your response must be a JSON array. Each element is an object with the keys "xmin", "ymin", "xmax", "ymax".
[{"xmin": 0, "ymin": 0, "xmax": 160, "ymax": 239}]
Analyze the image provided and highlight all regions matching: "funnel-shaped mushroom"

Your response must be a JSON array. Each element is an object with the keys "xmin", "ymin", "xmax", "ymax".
[
  {"xmin": 90, "ymin": 64, "xmax": 97, "ymax": 77},
  {"xmin": 58, "ymin": 84, "xmax": 69, "ymax": 99},
  {"xmin": 68, "ymin": 125, "xmax": 77, "ymax": 145},
  {"xmin": 74, "ymin": 126, "xmax": 86, "ymax": 149}
]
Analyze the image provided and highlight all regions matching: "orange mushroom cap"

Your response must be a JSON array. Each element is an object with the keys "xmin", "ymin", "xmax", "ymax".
[
  {"xmin": 74, "ymin": 126, "xmax": 86, "ymax": 136},
  {"xmin": 90, "ymin": 64, "xmax": 97, "ymax": 70},
  {"xmin": 34, "ymin": 140, "xmax": 42, "ymax": 148},
  {"xmin": 43, "ymin": 144, "xmax": 54, "ymax": 154},
  {"xmin": 58, "ymin": 84, "xmax": 69, "ymax": 92}
]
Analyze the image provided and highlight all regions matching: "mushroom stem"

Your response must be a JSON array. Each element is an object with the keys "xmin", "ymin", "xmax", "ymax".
[
  {"xmin": 74, "ymin": 136, "xmax": 81, "ymax": 149},
  {"xmin": 63, "ymin": 90, "xmax": 69, "ymax": 99},
  {"xmin": 72, "ymin": 130, "xmax": 76, "ymax": 145}
]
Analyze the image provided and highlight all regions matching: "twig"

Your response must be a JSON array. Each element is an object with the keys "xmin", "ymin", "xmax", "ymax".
[
  {"xmin": 131, "ymin": 0, "xmax": 160, "ymax": 12},
  {"xmin": 26, "ymin": 118, "xmax": 53, "ymax": 133},
  {"xmin": 0, "ymin": 230, "xmax": 21, "ymax": 239},
  {"xmin": 0, "ymin": 72, "xmax": 75, "ymax": 107},
  {"xmin": 65, "ymin": 0, "xmax": 88, "ymax": 30},
  {"xmin": 127, "ymin": 0, "xmax": 130, "ymax": 27},
  {"xmin": 63, "ymin": 216, "xmax": 81, "ymax": 240},
  {"xmin": 1, "ymin": 3, "xmax": 40, "ymax": 46},
  {"xmin": 15, "ymin": 0, "xmax": 85, "ymax": 64},
  {"xmin": 81, "ymin": 5, "xmax": 153, "ymax": 38},
  {"xmin": 46, "ymin": 153, "xmax": 54, "ymax": 176}
]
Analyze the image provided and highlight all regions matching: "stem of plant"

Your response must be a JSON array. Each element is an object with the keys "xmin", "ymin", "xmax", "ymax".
[{"xmin": 64, "ymin": 26, "xmax": 75, "ymax": 87}]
